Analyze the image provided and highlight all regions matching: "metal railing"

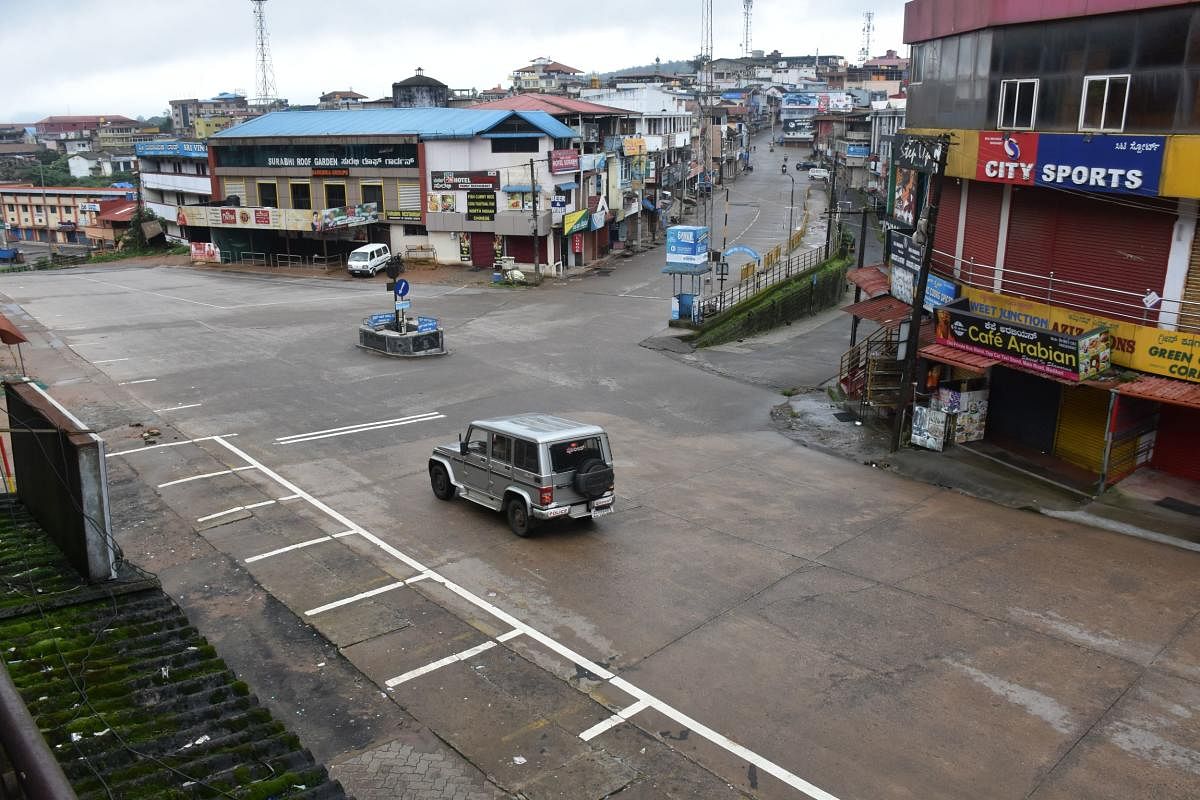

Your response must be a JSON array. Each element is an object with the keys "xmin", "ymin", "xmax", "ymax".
[
  {"xmin": 273, "ymin": 253, "xmax": 306, "ymax": 268},
  {"xmin": 697, "ymin": 245, "xmax": 825, "ymax": 318},
  {"xmin": 239, "ymin": 251, "xmax": 267, "ymax": 266},
  {"xmin": 310, "ymin": 254, "xmax": 343, "ymax": 270},
  {"xmin": 930, "ymin": 246, "xmax": 1200, "ymax": 333},
  {"xmin": 0, "ymin": 667, "xmax": 77, "ymax": 800}
]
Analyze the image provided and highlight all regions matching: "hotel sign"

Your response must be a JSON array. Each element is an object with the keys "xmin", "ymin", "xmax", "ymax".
[{"xmin": 430, "ymin": 171, "xmax": 499, "ymax": 190}]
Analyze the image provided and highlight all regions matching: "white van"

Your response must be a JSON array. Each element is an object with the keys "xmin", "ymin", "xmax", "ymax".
[{"xmin": 347, "ymin": 243, "xmax": 391, "ymax": 277}]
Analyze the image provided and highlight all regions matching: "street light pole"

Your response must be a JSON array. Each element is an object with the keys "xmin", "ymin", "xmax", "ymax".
[
  {"xmin": 786, "ymin": 172, "xmax": 796, "ymax": 264},
  {"xmin": 39, "ymin": 163, "xmax": 53, "ymax": 259}
]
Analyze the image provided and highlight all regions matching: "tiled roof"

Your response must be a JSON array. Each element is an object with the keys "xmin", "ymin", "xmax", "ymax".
[
  {"xmin": 468, "ymin": 93, "xmax": 635, "ymax": 116},
  {"xmin": 0, "ymin": 498, "xmax": 347, "ymax": 800},
  {"xmin": 1112, "ymin": 374, "xmax": 1200, "ymax": 410},
  {"xmin": 212, "ymin": 108, "xmax": 577, "ymax": 140}
]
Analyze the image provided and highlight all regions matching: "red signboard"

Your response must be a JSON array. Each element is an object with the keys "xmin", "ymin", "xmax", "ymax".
[
  {"xmin": 254, "ymin": 209, "xmax": 271, "ymax": 225},
  {"xmin": 550, "ymin": 148, "xmax": 580, "ymax": 174},
  {"xmin": 220, "ymin": 208, "xmax": 237, "ymax": 224},
  {"xmin": 572, "ymin": 233, "xmax": 583, "ymax": 253},
  {"xmin": 976, "ymin": 131, "xmax": 1038, "ymax": 185}
]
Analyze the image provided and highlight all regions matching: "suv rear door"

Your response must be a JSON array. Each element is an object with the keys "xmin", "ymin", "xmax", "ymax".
[{"xmin": 547, "ymin": 434, "xmax": 608, "ymax": 506}]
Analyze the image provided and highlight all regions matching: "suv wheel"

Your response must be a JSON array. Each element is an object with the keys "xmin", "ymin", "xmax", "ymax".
[
  {"xmin": 430, "ymin": 464, "xmax": 455, "ymax": 500},
  {"xmin": 506, "ymin": 497, "xmax": 533, "ymax": 537},
  {"xmin": 573, "ymin": 458, "xmax": 613, "ymax": 500}
]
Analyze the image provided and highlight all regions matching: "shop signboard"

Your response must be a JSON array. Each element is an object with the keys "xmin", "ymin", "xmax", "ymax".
[
  {"xmin": 385, "ymin": 209, "xmax": 422, "ymax": 222},
  {"xmin": 213, "ymin": 142, "xmax": 417, "ymax": 169},
  {"xmin": 550, "ymin": 149, "xmax": 580, "ymax": 174},
  {"xmin": 935, "ymin": 299, "xmax": 1112, "ymax": 381},
  {"xmin": 135, "ymin": 141, "xmax": 207, "ymax": 159},
  {"xmin": 465, "ymin": 190, "xmax": 496, "ymax": 222},
  {"xmin": 976, "ymin": 131, "xmax": 1039, "ymax": 185},
  {"xmin": 665, "ymin": 225, "xmax": 710, "ymax": 265},
  {"xmin": 550, "ymin": 195, "xmax": 567, "ymax": 224},
  {"xmin": 846, "ymin": 143, "xmax": 869, "ymax": 158},
  {"xmin": 563, "ymin": 208, "xmax": 589, "ymax": 235},
  {"xmin": 572, "ymin": 233, "xmax": 583, "ymax": 253},
  {"xmin": 314, "ymin": 202, "xmax": 379, "ymax": 231},
  {"xmin": 176, "ymin": 205, "xmax": 322, "ymax": 231},
  {"xmin": 1034, "ymin": 134, "xmax": 1165, "ymax": 196},
  {"xmin": 623, "ymin": 137, "xmax": 647, "ymax": 156},
  {"xmin": 894, "ymin": 134, "xmax": 944, "ymax": 173},
  {"xmin": 889, "ymin": 234, "xmax": 959, "ymax": 311},
  {"xmin": 430, "ymin": 171, "xmax": 499, "ymax": 190},
  {"xmin": 79, "ymin": 202, "xmax": 101, "ymax": 212},
  {"xmin": 963, "ymin": 286, "xmax": 1200, "ymax": 383}
]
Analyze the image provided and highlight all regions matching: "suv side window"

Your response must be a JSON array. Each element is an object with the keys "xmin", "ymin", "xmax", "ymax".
[
  {"xmin": 465, "ymin": 427, "xmax": 488, "ymax": 456},
  {"xmin": 490, "ymin": 433, "xmax": 512, "ymax": 464},
  {"xmin": 512, "ymin": 439, "xmax": 539, "ymax": 473}
]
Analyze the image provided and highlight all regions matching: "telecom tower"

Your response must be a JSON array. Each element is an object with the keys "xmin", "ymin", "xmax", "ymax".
[
  {"xmin": 251, "ymin": 0, "xmax": 279, "ymax": 107},
  {"xmin": 741, "ymin": 0, "xmax": 753, "ymax": 58},
  {"xmin": 859, "ymin": 10, "xmax": 875, "ymax": 65}
]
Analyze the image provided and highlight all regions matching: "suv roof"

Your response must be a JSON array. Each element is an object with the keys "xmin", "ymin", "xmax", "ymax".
[{"xmin": 472, "ymin": 413, "xmax": 604, "ymax": 444}]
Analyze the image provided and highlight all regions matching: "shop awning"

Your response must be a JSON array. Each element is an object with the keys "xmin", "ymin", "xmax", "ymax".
[
  {"xmin": 0, "ymin": 313, "xmax": 28, "ymax": 345},
  {"xmin": 841, "ymin": 294, "xmax": 911, "ymax": 327},
  {"xmin": 1111, "ymin": 374, "xmax": 1200, "ymax": 410},
  {"xmin": 846, "ymin": 265, "xmax": 890, "ymax": 298},
  {"xmin": 919, "ymin": 343, "xmax": 997, "ymax": 374},
  {"xmin": 501, "ymin": 184, "xmax": 544, "ymax": 193},
  {"xmin": 554, "ymin": 181, "xmax": 578, "ymax": 190}
]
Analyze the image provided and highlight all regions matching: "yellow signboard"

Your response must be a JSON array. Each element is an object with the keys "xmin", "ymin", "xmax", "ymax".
[
  {"xmin": 963, "ymin": 287, "xmax": 1200, "ymax": 383},
  {"xmin": 623, "ymin": 137, "xmax": 647, "ymax": 156}
]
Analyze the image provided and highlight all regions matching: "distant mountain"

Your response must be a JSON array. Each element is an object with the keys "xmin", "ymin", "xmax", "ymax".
[{"xmin": 600, "ymin": 60, "xmax": 693, "ymax": 79}]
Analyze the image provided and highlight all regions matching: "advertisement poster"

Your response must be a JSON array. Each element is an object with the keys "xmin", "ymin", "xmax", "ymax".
[
  {"xmin": 976, "ymin": 131, "xmax": 1038, "ymax": 185},
  {"xmin": 563, "ymin": 208, "xmax": 589, "ymax": 235},
  {"xmin": 458, "ymin": 232, "xmax": 470, "ymax": 262},
  {"xmin": 314, "ymin": 203, "xmax": 378, "ymax": 231},
  {"xmin": 911, "ymin": 406, "xmax": 949, "ymax": 451},
  {"xmin": 429, "ymin": 171, "xmax": 498, "ymax": 191},
  {"xmin": 893, "ymin": 167, "xmax": 920, "ymax": 226},
  {"xmin": 889, "ymin": 234, "xmax": 959, "ymax": 311},
  {"xmin": 466, "ymin": 191, "xmax": 497, "ymax": 222},
  {"xmin": 427, "ymin": 193, "xmax": 456, "ymax": 213},
  {"xmin": 189, "ymin": 242, "xmax": 220, "ymax": 262},
  {"xmin": 935, "ymin": 300, "xmax": 1112, "ymax": 381}
]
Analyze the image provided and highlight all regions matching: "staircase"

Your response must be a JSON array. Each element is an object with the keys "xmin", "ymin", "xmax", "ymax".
[{"xmin": 838, "ymin": 325, "xmax": 904, "ymax": 419}]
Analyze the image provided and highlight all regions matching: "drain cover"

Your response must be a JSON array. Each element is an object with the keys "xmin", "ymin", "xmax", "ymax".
[
  {"xmin": 1157, "ymin": 497, "xmax": 1200, "ymax": 517},
  {"xmin": 833, "ymin": 411, "xmax": 858, "ymax": 422}
]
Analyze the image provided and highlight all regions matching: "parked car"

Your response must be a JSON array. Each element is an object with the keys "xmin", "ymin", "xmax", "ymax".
[
  {"xmin": 807, "ymin": 168, "xmax": 830, "ymax": 182},
  {"xmin": 428, "ymin": 414, "xmax": 615, "ymax": 536},
  {"xmin": 347, "ymin": 243, "xmax": 392, "ymax": 276}
]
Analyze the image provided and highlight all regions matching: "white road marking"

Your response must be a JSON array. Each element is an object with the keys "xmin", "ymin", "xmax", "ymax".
[
  {"xmin": 118, "ymin": 378, "xmax": 157, "ymax": 386},
  {"xmin": 92, "ymin": 358, "xmax": 130, "ymax": 364},
  {"xmin": 205, "ymin": 435, "xmax": 841, "ymax": 799},
  {"xmin": 196, "ymin": 499, "xmax": 275, "ymax": 522},
  {"xmin": 244, "ymin": 530, "xmax": 361, "ymax": 563},
  {"xmin": 106, "ymin": 434, "xmax": 237, "ymax": 458},
  {"xmin": 579, "ymin": 698, "xmax": 653, "ymax": 742},
  {"xmin": 385, "ymin": 641, "xmax": 497, "ymax": 688},
  {"xmin": 275, "ymin": 411, "xmax": 443, "ymax": 445},
  {"xmin": 157, "ymin": 466, "xmax": 255, "ymax": 488},
  {"xmin": 497, "ymin": 629, "xmax": 523, "ymax": 643},
  {"xmin": 277, "ymin": 494, "xmax": 301, "ymax": 501},
  {"xmin": 304, "ymin": 580, "xmax": 408, "ymax": 616},
  {"xmin": 151, "ymin": 403, "xmax": 202, "ymax": 413}
]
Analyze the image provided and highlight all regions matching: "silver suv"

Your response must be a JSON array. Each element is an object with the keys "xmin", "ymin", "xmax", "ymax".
[{"xmin": 428, "ymin": 414, "xmax": 615, "ymax": 536}]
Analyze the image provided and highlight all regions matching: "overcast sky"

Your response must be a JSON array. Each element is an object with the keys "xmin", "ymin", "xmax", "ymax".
[{"xmin": 2, "ymin": 0, "xmax": 905, "ymax": 122}]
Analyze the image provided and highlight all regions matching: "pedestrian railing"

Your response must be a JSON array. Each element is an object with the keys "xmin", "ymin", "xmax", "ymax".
[
  {"xmin": 697, "ymin": 245, "xmax": 826, "ymax": 318},
  {"xmin": 239, "ymin": 251, "xmax": 267, "ymax": 266},
  {"xmin": 273, "ymin": 253, "xmax": 306, "ymax": 268},
  {"xmin": 311, "ymin": 254, "xmax": 343, "ymax": 270}
]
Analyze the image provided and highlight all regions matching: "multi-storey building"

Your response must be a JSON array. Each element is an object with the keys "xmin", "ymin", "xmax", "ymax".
[
  {"xmin": 1, "ymin": 184, "xmax": 131, "ymax": 245},
  {"xmin": 169, "ymin": 93, "xmax": 254, "ymax": 138},
  {"xmin": 891, "ymin": 0, "xmax": 1200, "ymax": 486},
  {"xmin": 511, "ymin": 59, "xmax": 583, "ymax": 94},
  {"xmin": 184, "ymin": 108, "xmax": 591, "ymax": 269},
  {"xmin": 33, "ymin": 115, "xmax": 137, "ymax": 152},
  {"xmin": 867, "ymin": 98, "xmax": 906, "ymax": 197},
  {"xmin": 67, "ymin": 149, "xmax": 137, "ymax": 179},
  {"xmin": 134, "ymin": 141, "xmax": 211, "ymax": 243}
]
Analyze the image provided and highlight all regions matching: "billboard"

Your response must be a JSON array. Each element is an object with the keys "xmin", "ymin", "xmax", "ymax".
[
  {"xmin": 976, "ymin": 131, "xmax": 1038, "ymax": 185},
  {"xmin": 889, "ymin": 233, "xmax": 959, "ymax": 312},
  {"xmin": 974, "ymin": 132, "xmax": 1165, "ymax": 196},
  {"xmin": 781, "ymin": 93, "xmax": 853, "ymax": 111},
  {"xmin": 550, "ymin": 149, "xmax": 580, "ymax": 174}
]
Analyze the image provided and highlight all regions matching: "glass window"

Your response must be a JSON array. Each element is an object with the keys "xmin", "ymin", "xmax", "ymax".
[
  {"xmin": 33, "ymin": 205, "xmax": 42, "ymax": 213},
  {"xmin": 490, "ymin": 434, "xmax": 512, "ymax": 464},
  {"xmin": 1079, "ymin": 74, "xmax": 1130, "ymax": 131},
  {"xmin": 464, "ymin": 427, "xmax": 488, "ymax": 456},
  {"xmin": 998, "ymin": 79, "xmax": 1039, "ymax": 129},
  {"xmin": 361, "ymin": 183, "xmax": 383, "ymax": 209},
  {"xmin": 910, "ymin": 45, "xmax": 925, "ymax": 82},
  {"xmin": 257, "ymin": 181, "xmax": 278, "ymax": 207},
  {"xmin": 490, "ymin": 137, "xmax": 540, "ymax": 153},
  {"xmin": 324, "ymin": 183, "xmax": 346, "ymax": 209},
  {"xmin": 290, "ymin": 182, "xmax": 311, "ymax": 210},
  {"xmin": 513, "ymin": 439, "xmax": 539, "ymax": 472},
  {"xmin": 403, "ymin": 224, "xmax": 427, "ymax": 236},
  {"xmin": 548, "ymin": 436, "xmax": 604, "ymax": 473}
]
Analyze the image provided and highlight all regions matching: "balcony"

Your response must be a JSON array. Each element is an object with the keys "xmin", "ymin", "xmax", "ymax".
[{"xmin": 140, "ymin": 173, "xmax": 211, "ymax": 195}]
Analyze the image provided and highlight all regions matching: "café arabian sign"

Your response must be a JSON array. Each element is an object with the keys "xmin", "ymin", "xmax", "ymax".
[
  {"xmin": 935, "ymin": 299, "xmax": 1111, "ymax": 381},
  {"xmin": 429, "ymin": 171, "xmax": 499, "ymax": 191},
  {"xmin": 975, "ymin": 131, "xmax": 1165, "ymax": 196}
]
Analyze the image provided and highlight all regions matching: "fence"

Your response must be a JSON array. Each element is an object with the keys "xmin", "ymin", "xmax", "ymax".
[{"xmin": 697, "ymin": 245, "xmax": 826, "ymax": 319}]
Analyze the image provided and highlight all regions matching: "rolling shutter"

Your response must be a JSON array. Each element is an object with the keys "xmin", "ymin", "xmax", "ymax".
[
  {"xmin": 397, "ymin": 179, "xmax": 421, "ymax": 212},
  {"xmin": 1151, "ymin": 405, "xmax": 1200, "ymax": 481},
  {"xmin": 1053, "ymin": 385, "xmax": 1110, "ymax": 474},
  {"xmin": 1180, "ymin": 223, "xmax": 1200, "ymax": 334},
  {"xmin": 930, "ymin": 178, "xmax": 960, "ymax": 276},
  {"xmin": 959, "ymin": 180, "xmax": 1003, "ymax": 290}
]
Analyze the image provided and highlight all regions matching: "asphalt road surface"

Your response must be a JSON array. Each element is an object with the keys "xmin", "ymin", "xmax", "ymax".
[{"xmin": 3, "ymin": 150, "xmax": 1199, "ymax": 800}]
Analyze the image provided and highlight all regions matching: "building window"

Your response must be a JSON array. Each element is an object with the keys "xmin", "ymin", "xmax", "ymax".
[
  {"xmin": 360, "ymin": 182, "xmax": 383, "ymax": 209},
  {"xmin": 324, "ymin": 183, "xmax": 346, "ymax": 209},
  {"xmin": 257, "ymin": 181, "xmax": 278, "ymax": 208},
  {"xmin": 490, "ymin": 137, "xmax": 540, "ymax": 153},
  {"xmin": 6, "ymin": 204, "xmax": 14, "ymax": 212},
  {"xmin": 33, "ymin": 205, "xmax": 42, "ymax": 214},
  {"xmin": 197, "ymin": 163, "xmax": 208, "ymax": 176},
  {"xmin": 403, "ymin": 224, "xmax": 427, "ymax": 236},
  {"xmin": 290, "ymin": 182, "xmax": 311, "ymax": 210},
  {"xmin": 1079, "ymin": 74, "xmax": 1129, "ymax": 133},
  {"xmin": 997, "ymin": 79, "xmax": 1038, "ymax": 130}
]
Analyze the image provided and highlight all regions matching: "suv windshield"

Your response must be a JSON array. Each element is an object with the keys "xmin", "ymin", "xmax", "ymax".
[
  {"xmin": 548, "ymin": 436, "xmax": 604, "ymax": 473},
  {"xmin": 349, "ymin": 253, "xmax": 368, "ymax": 262}
]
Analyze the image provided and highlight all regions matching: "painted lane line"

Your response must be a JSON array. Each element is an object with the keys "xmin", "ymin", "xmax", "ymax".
[
  {"xmin": 275, "ymin": 412, "xmax": 444, "ymax": 445},
  {"xmin": 579, "ymin": 697, "xmax": 653, "ymax": 742},
  {"xmin": 92, "ymin": 358, "xmax": 130, "ymax": 365},
  {"xmin": 151, "ymin": 403, "xmax": 202, "ymax": 413},
  {"xmin": 275, "ymin": 411, "xmax": 442, "ymax": 441},
  {"xmin": 206, "ymin": 436, "xmax": 838, "ymax": 799},
  {"xmin": 332, "ymin": 529, "xmax": 357, "ymax": 538},
  {"xmin": 304, "ymin": 580, "xmax": 409, "ymax": 616},
  {"xmin": 606, "ymin": 676, "xmax": 840, "ymax": 800},
  {"xmin": 385, "ymin": 641, "xmax": 497, "ymax": 688},
  {"xmin": 107, "ymin": 434, "xmax": 238, "ymax": 458},
  {"xmin": 157, "ymin": 465, "xmax": 255, "ymax": 488},
  {"xmin": 196, "ymin": 499, "xmax": 275, "ymax": 523},
  {"xmin": 277, "ymin": 494, "xmax": 301, "ymax": 501},
  {"xmin": 496, "ymin": 629, "xmax": 523, "ymax": 643},
  {"xmin": 118, "ymin": 378, "xmax": 157, "ymax": 386},
  {"xmin": 245, "ymin": 535, "xmax": 336, "ymax": 563}
]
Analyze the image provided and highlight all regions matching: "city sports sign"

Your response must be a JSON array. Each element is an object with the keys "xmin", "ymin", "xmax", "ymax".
[{"xmin": 974, "ymin": 132, "xmax": 1165, "ymax": 196}]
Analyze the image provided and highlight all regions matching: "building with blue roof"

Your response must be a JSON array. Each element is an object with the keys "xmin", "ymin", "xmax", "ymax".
[{"xmin": 187, "ymin": 107, "xmax": 623, "ymax": 270}]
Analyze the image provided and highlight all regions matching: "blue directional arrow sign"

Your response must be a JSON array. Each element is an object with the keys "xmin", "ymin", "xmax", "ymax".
[{"xmin": 394, "ymin": 279, "xmax": 410, "ymax": 298}]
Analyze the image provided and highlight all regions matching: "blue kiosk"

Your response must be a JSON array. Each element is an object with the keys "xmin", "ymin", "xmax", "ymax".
[{"xmin": 662, "ymin": 225, "xmax": 712, "ymax": 323}]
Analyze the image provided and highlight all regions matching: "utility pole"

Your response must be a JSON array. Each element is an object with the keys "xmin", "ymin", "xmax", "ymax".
[
  {"xmin": 824, "ymin": 153, "xmax": 840, "ymax": 257},
  {"xmin": 889, "ymin": 134, "xmax": 950, "ymax": 453},
  {"xmin": 786, "ymin": 173, "xmax": 796, "ymax": 262},
  {"xmin": 529, "ymin": 158, "xmax": 540, "ymax": 274},
  {"xmin": 849, "ymin": 207, "xmax": 869, "ymax": 346},
  {"xmin": 39, "ymin": 163, "xmax": 53, "ymax": 259}
]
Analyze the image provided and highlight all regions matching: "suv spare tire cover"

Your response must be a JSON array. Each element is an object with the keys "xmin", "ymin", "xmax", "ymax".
[{"xmin": 573, "ymin": 458, "xmax": 613, "ymax": 500}]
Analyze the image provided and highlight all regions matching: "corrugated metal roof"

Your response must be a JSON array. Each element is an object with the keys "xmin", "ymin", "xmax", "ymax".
[
  {"xmin": 1113, "ymin": 374, "xmax": 1200, "ymax": 410},
  {"xmin": 919, "ymin": 343, "xmax": 998, "ymax": 373},
  {"xmin": 846, "ymin": 265, "xmax": 890, "ymax": 298},
  {"xmin": 212, "ymin": 108, "xmax": 576, "ymax": 140},
  {"xmin": 841, "ymin": 294, "xmax": 911, "ymax": 324},
  {"xmin": 468, "ymin": 94, "xmax": 635, "ymax": 116}
]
